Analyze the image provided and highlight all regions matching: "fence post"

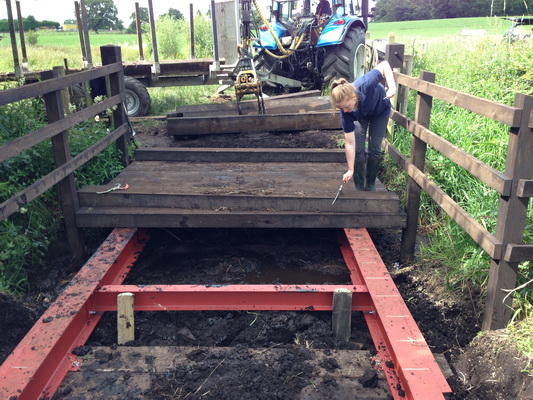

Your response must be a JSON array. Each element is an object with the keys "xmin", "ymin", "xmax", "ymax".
[
  {"xmin": 482, "ymin": 93, "xmax": 533, "ymax": 330},
  {"xmin": 41, "ymin": 68, "xmax": 86, "ymax": 265},
  {"xmin": 100, "ymin": 45, "xmax": 130, "ymax": 167},
  {"xmin": 399, "ymin": 71, "xmax": 436, "ymax": 264}
]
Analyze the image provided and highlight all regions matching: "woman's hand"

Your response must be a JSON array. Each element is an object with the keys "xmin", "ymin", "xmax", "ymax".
[{"xmin": 343, "ymin": 170, "xmax": 354, "ymax": 182}]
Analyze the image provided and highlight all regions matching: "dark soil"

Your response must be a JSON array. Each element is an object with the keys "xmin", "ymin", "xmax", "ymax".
[{"xmin": 1, "ymin": 122, "xmax": 531, "ymax": 399}]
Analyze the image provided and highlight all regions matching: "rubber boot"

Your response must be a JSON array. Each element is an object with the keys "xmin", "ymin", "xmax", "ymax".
[
  {"xmin": 365, "ymin": 157, "xmax": 381, "ymax": 191},
  {"xmin": 354, "ymin": 158, "xmax": 365, "ymax": 191}
]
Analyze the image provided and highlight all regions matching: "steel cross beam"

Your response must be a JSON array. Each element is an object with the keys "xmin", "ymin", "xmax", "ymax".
[
  {"xmin": 340, "ymin": 228, "xmax": 451, "ymax": 399},
  {"xmin": 0, "ymin": 228, "xmax": 150, "ymax": 400},
  {"xmin": 90, "ymin": 284, "xmax": 373, "ymax": 311}
]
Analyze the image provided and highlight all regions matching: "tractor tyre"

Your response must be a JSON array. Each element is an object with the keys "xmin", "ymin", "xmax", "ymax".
[
  {"xmin": 124, "ymin": 76, "xmax": 151, "ymax": 117},
  {"xmin": 322, "ymin": 26, "xmax": 366, "ymax": 87}
]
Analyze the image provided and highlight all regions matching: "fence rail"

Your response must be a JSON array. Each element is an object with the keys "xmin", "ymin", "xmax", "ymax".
[
  {"xmin": 0, "ymin": 45, "xmax": 130, "ymax": 263},
  {"xmin": 388, "ymin": 64, "xmax": 533, "ymax": 330}
]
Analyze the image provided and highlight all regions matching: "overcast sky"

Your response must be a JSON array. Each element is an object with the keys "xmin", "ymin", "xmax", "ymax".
[{"xmin": 0, "ymin": 0, "xmax": 280, "ymax": 24}]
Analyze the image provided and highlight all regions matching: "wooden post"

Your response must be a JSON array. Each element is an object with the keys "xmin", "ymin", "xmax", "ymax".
[
  {"xmin": 75, "ymin": 1, "xmax": 88, "ymax": 67},
  {"xmin": 332, "ymin": 288, "xmax": 352, "ymax": 343},
  {"xmin": 211, "ymin": 0, "xmax": 220, "ymax": 69},
  {"xmin": 147, "ymin": 0, "xmax": 160, "ymax": 79},
  {"xmin": 15, "ymin": 1, "xmax": 28, "ymax": 71},
  {"xmin": 79, "ymin": 0, "xmax": 93, "ymax": 69},
  {"xmin": 100, "ymin": 45, "xmax": 130, "ymax": 167},
  {"xmin": 41, "ymin": 68, "xmax": 86, "ymax": 265},
  {"xmin": 190, "ymin": 4, "xmax": 195, "ymax": 59},
  {"xmin": 482, "ymin": 93, "xmax": 533, "ymax": 330},
  {"xmin": 135, "ymin": 2, "xmax": 144, "ymax": 61},
  {"xmin": 117, "ymin": 293, "xmax": 135, "ymax": 344},
  {"xmin": 398, "ymin": 54, "xmax": 414, "ymax": 115},
  {"xmin": 400, "ymin": 71, "xmax": 436, "ymax": 264},
  {"xmin": 5, "ymin": 0, "xmax": 23, "ymax": 79}
]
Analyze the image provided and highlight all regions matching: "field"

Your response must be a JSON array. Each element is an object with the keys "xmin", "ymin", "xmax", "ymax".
[
  {"xmin": 0, "ymin": 16, "xmax": 517, "ymax": 72},
  {"xmin": 367, "ymin": 15, "xmax": 513, "ymax": 40}
]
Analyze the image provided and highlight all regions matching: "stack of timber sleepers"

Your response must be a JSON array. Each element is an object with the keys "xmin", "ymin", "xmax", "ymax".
[
  {"xmin": 75, "ymin": 148, "xmax": 406, "ymax": 229},
  {"xmin": 166, "ymin": 90, "xmax": 342, "ymax": 136}
]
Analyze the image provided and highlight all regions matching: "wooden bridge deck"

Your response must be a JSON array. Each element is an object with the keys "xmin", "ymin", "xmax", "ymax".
[{"xmin": 75, "ymin": 148, "xmax": 406, "ymax": 229}]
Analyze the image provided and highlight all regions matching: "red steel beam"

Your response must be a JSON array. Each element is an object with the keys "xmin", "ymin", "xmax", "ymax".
[
  {"xmin": 0, "ymin": 228, "xmax": 149, "ymax": 400},
  {"xmin": 91, "ymin": 284, "xmax": 373, "ymax": 311},
  {"xmin": 340, "ymin": 228, "xmax": 451, "ymax": 400}
]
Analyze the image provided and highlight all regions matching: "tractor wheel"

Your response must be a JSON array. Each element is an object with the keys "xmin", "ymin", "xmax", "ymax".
[
  {"xmin": 124, "ymin": 76, "xmax": 151, "ymax": 117},
  {"xmin": 322, "ymin": 26, "xmax": 365, "ymax": 87}
]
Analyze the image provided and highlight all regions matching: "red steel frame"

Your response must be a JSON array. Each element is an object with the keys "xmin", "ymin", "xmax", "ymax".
[{"xmin": 0, "ymin": 227, "xmax": 451, "ymax": 399}]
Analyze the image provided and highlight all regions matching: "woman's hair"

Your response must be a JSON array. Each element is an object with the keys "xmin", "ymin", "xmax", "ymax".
[{"xmin": 329, "ymin": 78, "xmax": 357, "ymax": 114}]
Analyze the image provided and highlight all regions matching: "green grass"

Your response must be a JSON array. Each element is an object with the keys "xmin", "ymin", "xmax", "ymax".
[{"xmin": 367, "ymin": 16, "xmax": 513, "ymax": 41}]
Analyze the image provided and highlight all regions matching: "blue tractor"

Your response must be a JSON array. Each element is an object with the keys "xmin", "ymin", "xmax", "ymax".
[{"xmin": 249, "ymin": 0, "xmax": 367, "ymax": 95}]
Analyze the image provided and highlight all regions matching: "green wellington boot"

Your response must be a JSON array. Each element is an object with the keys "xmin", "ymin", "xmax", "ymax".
[
  {"xmin": 365, "ymin": 157, "xmax": 381, "ymax": 191},
  {"xmin": 354, "ymin": 158, "xmax": 365, "ymax": 191}
]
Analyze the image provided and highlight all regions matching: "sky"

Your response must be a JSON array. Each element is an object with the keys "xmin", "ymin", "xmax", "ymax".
[{"xmin": 0, "ymin": 0, "xmax": 276, "ymax": 24}]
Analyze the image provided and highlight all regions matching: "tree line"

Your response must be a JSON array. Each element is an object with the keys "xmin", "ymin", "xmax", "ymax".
[
  {"xmin": 0, "ymin": 0, "xmax": 186, "ymax": 33},
  {"xmin": 373, "ymin": 0, "xmax": 532, "ymax": 22}
]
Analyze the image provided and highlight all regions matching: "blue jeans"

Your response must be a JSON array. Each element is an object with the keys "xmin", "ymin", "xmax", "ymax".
[{"xmin": 354, "ymin": 114, "xmax": 389, "ymax": 160}]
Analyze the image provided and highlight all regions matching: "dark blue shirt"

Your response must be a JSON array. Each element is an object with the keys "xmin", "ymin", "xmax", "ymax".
[{"xmin": 340, "ymin": 68, "xmax": 391, "ymax": 133}]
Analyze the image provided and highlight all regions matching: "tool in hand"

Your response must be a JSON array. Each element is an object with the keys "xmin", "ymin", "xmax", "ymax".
[
  {"xmin": 96, "ymin": 183, "xmax": 129, "ymax": 194},
  {"xmin": 331, "ymin": 183, "xmax": 343, "ymax": 205}
]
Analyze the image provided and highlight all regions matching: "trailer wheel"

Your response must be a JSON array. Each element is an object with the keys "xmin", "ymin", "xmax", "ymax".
[
  {"xmin": 322, "ymin": 26, "xmax": 366, "ymax": 87},
  {"xmin": 124, "ymin": 77, "xmax": 151, "ymax": 117}
]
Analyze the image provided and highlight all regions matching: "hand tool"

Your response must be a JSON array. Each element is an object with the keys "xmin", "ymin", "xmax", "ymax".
[
  {"xmin": 96, "ymin": 183, "xmax": 129, "ymax": 194},
  {"xmin": 331, "ymin": 183, "xmax": 343, "ymax": 205}
]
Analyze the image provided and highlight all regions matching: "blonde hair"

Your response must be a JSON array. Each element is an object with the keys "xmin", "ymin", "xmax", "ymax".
[{"xmin": 329, "ymin": 78, "xmax": 358, "ymax": 114}]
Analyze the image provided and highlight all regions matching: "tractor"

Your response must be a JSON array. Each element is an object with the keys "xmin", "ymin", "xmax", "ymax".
[{"xmin": 236, "ymin": 0, "xmax": 367, "ymax": 97}]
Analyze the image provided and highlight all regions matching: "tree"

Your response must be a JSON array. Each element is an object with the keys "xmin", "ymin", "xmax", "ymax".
[
  {"xmin": 85, "ymin": 0, "xmax": 123, "ymax": 32},
  {"xmin": 164, "ymin": 8, "xmax": 184, "ymax": 20},
  {"xmin": 127, "ymin": 6, "xmax": 149, "ymax": 33}
]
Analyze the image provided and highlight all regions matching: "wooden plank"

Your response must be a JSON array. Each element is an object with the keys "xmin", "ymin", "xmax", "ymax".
[
  {"xmin": 0, "ymin": 95, "xmax": 122, "ymax": 162},
  {"xmin": 170, "ymin": 89, "xmax": 322, "ymax": 116},
  {"xmin": 385, "ymin": 141, "xmax": 502, "ymax": 259},
  {"xmin": 504, "ymin": 244, "xmax": 533, "ymax": 263},
  {"xmin": 123, "ymin": 58, "xmax": 218, "ymax": 77},
  {"xmin": 395, "ymin": 73, "xmax": 521, "ymax": 127},
  {"xmin": 0, "ymin": 124, "xmax": 129, "ymax": 222},
  {"xmin": 391, "ymin": 110, "xmax": 512, "ymax": 196},
  {"xmin": 78, "ymin": 191, "xmax": 400, "ymax": 214},
  {"xmin": 134, "ymin": 148, "xmax": 345, "ymax": 163},
  {"xmin": 167, "ymin": 112, "xmax": 341, "ymax": 136},
  {"xmin": 0, "ymin": 63, "xmax": 121, "ymax": 106},
  {"xmin": 170, "ymin": 94, "xmax": 330, "ymax": 117},
  {"xmin": 75, "ymin": 206, "xmax": 407, "ymax": 229},
  {"xmin": 516, "ymin": 179, "xmax": 533, "ymax": 198}
]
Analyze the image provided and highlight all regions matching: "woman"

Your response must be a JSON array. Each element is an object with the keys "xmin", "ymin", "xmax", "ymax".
[{"xmin": 330, "ymin": 61, "xmax": 396, "ymax": 191}]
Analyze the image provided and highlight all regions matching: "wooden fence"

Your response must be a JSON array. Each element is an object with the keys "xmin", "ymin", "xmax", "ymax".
[
  {"xmin": 0, "ymin": 45, "xmax": 130, "ymax": 264},
  {"xmin": 387, "ymin": 67, "xmax": 533, "ymax": 330}
]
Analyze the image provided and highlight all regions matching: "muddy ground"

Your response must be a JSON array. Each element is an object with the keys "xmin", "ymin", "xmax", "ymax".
[{"xmin": 1, "ymin": 122, "xmax": 532, "ymax": 399}]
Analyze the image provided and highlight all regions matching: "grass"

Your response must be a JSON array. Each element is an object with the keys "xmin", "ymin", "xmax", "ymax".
[{"xmin": 367, "ymin": 16, "xmax": 513, "ymax": 41}]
